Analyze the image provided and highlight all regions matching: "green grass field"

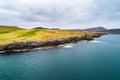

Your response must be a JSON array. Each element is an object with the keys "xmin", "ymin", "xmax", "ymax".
[{"xmin": 0, "ymin": 26, "xmax": 96, "ymax": 45}]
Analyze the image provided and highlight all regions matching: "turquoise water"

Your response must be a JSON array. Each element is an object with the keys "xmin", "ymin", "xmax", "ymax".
[{"xmin": 0, "ymin": 35, "xmax": 120, "ymax": 80}]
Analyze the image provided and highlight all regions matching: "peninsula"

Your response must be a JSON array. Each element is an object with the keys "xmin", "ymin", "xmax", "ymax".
[{"xmin": 0, "ymin": 26, "xmax": 105, "ymax": 53}]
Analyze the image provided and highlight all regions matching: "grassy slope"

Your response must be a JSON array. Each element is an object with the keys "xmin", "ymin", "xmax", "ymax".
[{"xmin": 0, "ymin": 26, "xmax": 96, "ymax": 45}]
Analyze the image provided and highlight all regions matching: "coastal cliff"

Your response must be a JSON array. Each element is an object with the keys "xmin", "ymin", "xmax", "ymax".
[
  {"xmin": 0, "ymin": 32, "xmax": 104, "ymax": 53},
  {"xmin": 0, "ymin": 26, "xmax": 106, "ymax": 53}
]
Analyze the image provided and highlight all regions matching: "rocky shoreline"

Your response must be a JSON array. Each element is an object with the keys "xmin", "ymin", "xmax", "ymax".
[{"xmin": 0, "ymin": 33, "xmax": 105, "ymax": 53}]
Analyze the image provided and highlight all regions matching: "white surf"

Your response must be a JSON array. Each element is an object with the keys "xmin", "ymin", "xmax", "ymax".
[
  {"xmin": 90, "ymin": 40, "xmax": 102, "ymax": 43},
  {"xmin": 59, "ymin": 44, "xmax": 75, "ymax": 48}
]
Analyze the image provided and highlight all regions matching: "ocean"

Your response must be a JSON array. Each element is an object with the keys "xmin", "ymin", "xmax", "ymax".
[{"xmin": 0, "ymin": 35, "xmax": 120, "ymax": 80}]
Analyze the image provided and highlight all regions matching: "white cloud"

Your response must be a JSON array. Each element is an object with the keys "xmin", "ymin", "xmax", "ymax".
[{"xmin": 0, "ymin": 0, "xmax": 120, "ymax": 29}]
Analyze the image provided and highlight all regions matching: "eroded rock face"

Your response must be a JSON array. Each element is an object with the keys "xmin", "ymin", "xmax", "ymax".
[{"xmin": 0, "ymin": 33, "xmax": 103, "ymax": 52}]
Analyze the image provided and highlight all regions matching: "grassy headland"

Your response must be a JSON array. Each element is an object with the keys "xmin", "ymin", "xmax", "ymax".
[{"xmin": 0, "ymin": 26, "xmax": 104, "ymax": 52}]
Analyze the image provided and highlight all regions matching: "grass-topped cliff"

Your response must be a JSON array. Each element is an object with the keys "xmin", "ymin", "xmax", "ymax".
[
  {"xmin": 0, "ymin": 26, "xmax": 100, "ymax": 45},
  {"xmin": 0, "ymin": 26, "xmax": 104, "ymax": 52}
]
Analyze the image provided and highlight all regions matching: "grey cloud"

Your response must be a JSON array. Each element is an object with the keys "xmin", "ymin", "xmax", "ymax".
[
  {"xmin": 0, "ymin": 0, "xmax": 120, "ymax": 29},
  {"xmin": 92, "ymin": 0, "xmax": 120, "ymax": 21}
]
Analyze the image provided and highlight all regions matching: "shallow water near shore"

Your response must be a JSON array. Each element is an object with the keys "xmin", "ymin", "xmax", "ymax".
[{"xmin": 0, "ymin": 35, "xmax": 120, "ymax": 80}]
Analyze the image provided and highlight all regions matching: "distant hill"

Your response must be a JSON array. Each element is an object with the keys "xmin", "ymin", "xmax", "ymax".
[
  {"xmin": 107, "ymin": 29, "xmax": 120, "ymax": 34},
  {"xmin": 1, "ymin": 26, "xmax": 120, "ymax": 34},
  {"xmin": 0, "ymin": 26, "xmax": 23, "ymax": 34},
  {"xmin": 84, "ymin": 27, "xmax": 120, "ymax": 34},
  {"xmin": 33, "ymin": 27, "xmax": 48, "ymax": 29},
  {"xmin": 84, "ymin": 27, "xmax": 107, "ymax": 32},
  {"xmin": 34, "ymin": 27, "xmax": 60, "ymax": 30}
]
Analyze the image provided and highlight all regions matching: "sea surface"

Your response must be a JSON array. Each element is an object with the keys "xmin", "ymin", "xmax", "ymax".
[{"xmin": 0, "ymin": 35, "xmax": 120, "ymax": 80}]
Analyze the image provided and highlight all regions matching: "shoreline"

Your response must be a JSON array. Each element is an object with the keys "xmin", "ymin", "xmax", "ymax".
[{"xmin": 0, "ymin": 33, "xmax": 105, "ymax": 53}]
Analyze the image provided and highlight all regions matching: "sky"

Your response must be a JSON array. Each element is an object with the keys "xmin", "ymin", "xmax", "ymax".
[{"xmin": 0, "ymin": 0, "xmax": 120, "ymax": 29}]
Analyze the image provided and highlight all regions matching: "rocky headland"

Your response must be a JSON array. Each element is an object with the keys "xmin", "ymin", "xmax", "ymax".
[{"xmin": 0, "ymin": 32, "xmax": 104, "ymax": 53}]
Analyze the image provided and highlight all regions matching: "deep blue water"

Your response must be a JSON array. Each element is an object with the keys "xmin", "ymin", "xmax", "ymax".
[{"xmin": 0, "ymin": 35, "xmax": 120, "ymax": 80}]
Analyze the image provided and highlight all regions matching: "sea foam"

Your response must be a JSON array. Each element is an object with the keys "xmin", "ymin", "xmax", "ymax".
[
  {"xmin": 90, "ymin": 40, "xmax": 102, "ymax": 43},
  {"xmin": 59, "ymin": 44, "xmax": 75, "ymax": 48}
]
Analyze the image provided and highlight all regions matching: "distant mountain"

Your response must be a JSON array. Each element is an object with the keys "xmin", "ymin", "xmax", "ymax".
[
  {"xmin": 84, "ymin": 27, "xmax": 120, "ymax": 34},
  {"xmin": 84, "ymin": 27, "xmax": 107, "ymax": 32},
  {"xmin": 33, "ymin": 27, "xmax": 48, "ymax": 29},
  {"xmin": 107, "ymin": 29, "xmax": 120, "ymax": 34},
  {"xmin": 34, "ymin": 27, "xmax": 60, "ymax": 30}
]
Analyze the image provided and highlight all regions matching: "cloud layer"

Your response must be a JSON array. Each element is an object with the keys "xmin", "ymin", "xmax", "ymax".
[{"xmin": 0, "ymin": 0, "xmax": 120, "ymax": 29}]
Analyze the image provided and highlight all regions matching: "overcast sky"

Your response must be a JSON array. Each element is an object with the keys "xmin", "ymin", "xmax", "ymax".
[{"xmin": 0, "ymin": 0, "xmax": 120, "ymax": 29}]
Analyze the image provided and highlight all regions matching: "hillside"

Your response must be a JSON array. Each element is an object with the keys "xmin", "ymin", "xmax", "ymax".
[
  {"xmin": 0, "ymin": 26, "xmax": 24, "ymax": 34},
  {"xmin": 0, "ymin": 26, "xmax": 102, "ymax": 45},
  {"xmin": 0, "ymin": 26, "xmax": 104, "ymax": 52}
]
